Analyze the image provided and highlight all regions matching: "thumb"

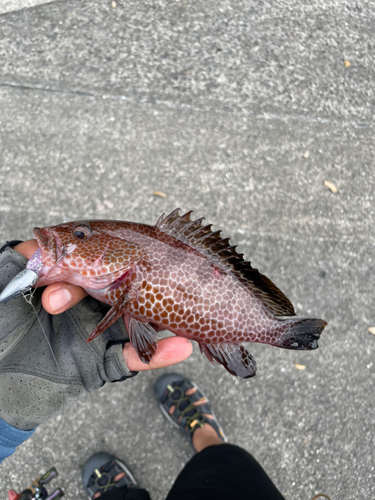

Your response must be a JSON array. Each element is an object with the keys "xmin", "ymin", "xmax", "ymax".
[{"xmin": 123, "ymin": 336, "xmax": 193, "ymax": 371}]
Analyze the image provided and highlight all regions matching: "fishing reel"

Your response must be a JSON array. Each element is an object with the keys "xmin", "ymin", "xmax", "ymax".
[{"xmin": 8, "ymin": 467, "xmax": 64, "ymax": 500}]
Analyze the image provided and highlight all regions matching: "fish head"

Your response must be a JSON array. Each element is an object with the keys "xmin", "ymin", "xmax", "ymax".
[
  {"xmin": 32, "ymin": 221, "xmax": 141, "ymax": 289},
  {"xmin": 34, "ymin": 221, "xmax": 104, "ymax": 269}
]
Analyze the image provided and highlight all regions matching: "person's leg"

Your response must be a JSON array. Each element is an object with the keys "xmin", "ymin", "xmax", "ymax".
[
  {"xmin": 99, "ymin": 487, "xmax": 150, "ymax": 500},
  {"xmin": 166, "ymin": 443, "xmax": 285, "ymax": 500},
  {"xmin": 154, "ymin": 373, "xmax": 285, "ymax": 500}
]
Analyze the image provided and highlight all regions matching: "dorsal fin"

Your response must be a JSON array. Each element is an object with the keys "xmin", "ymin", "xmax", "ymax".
[{"xmin": 155, "ymin": 209, "xmax": 295, "ymax": 317}]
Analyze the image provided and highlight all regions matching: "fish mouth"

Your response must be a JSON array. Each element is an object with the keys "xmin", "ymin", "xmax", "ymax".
[{"xmin": 33, "ymin": 227, "xmax": 64, "ymax": 265}]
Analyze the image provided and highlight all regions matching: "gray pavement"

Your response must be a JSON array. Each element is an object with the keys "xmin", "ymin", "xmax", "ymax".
[
  {"xmin": 0, "ymin": 1, "xmax": 374, "ymax": 499},
  {"xmin": 0, "ymin": 0, "xmax": 55, "ymax": 16}
]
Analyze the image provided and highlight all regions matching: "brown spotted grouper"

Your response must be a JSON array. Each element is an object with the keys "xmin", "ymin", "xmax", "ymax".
[{"xmin": 0, "ymin": 209, "xmax": 327, "ymax": 378}]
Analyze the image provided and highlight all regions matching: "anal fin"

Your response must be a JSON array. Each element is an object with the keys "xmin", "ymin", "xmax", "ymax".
[
  {"xmin": 125, "ymin": 316, "xmax": 159, "ymax": 364},
  {"xmin": 87, "ymin": 293, "xmax": 131, "ymax": 342},
  {"xmin": 200, "ymin": 343, "xmax": 256, "ymax": 379}
]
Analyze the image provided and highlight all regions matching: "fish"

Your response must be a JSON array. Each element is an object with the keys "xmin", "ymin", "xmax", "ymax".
[{"xmin": 0, "ymin": 209, "xmax": 327, "ymax": 378}]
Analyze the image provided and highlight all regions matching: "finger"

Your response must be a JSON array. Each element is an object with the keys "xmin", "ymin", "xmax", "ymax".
[
  {"xmin": 14, "ymin": 239, "xmax": 39, "ymax": 260},
  {"xmin": 123, "ymin": 336, "xmax": 193, "ymax": 371},
  {"xmin": 42, "ymin": 283, "xmax": 88, "ymax": 314}
]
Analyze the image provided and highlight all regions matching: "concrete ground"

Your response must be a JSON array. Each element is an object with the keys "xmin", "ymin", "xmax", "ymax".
[
  {"xmin": 0, "ymin": 1, "xmax": 374, "ymax": 499},
  {"xmin": 0, "ymin": 0, "xmax": 56, "ymax": 16}
]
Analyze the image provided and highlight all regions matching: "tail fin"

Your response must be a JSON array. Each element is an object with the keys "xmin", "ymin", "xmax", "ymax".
[{"xmin": 278, "ymin": 318, "xmax": 327, "ymax": 350}]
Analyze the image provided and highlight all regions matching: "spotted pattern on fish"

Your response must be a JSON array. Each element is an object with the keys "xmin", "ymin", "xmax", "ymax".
[{"xmin": 30, "ymin": 210, "xmax": 327, "ymax": 378}]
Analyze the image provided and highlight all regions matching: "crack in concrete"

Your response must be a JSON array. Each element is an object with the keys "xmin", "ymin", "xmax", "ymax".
[
  {"xmin": 0, "ymin": 82, "xmax": 95, "ymax": 98},
  {"xmin": 0, "ymin": 81, "xmax": 372, "ymax": 129}
]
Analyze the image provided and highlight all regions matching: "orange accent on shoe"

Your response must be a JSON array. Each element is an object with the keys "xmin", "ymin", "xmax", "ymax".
[{"xmin": 8, "ymin": 490, "xmax": 22, "ymax": 500}]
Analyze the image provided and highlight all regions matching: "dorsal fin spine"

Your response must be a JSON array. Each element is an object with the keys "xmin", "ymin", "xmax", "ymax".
[{"xmin": 155, "ymin": 209, "xmax": 296, "ymax": 317}]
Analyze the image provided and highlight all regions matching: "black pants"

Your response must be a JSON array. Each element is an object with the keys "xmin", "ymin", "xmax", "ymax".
[{"xmin": 100, "ymin": 444, "xmax": 286, "ymax": 500}]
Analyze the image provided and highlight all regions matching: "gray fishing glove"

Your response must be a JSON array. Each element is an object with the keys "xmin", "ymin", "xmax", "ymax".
[{"xmin": 0, "ymin": 243, "xmax": 137, "ymax": 431}]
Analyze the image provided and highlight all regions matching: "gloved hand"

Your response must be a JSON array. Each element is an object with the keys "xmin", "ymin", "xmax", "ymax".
[{"xmin": 0, "ymin": 240, "xmax": 192, "ymax": 431}]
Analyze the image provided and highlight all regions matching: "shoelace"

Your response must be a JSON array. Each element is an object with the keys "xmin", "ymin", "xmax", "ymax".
[
  {"xmin": 93, "ymin": 469, "xmax": 117, "ymax": 494},
  {"xmin": 167, "ymin": 385, "xmax": 206, "ymax": 432}
]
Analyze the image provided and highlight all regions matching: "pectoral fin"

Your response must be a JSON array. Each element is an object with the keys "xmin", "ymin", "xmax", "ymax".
[
  {"xmin": 200, "ymin": 343, "xmax": 257, "ymax": 379},
  {"xmin": 124, "ymin": 316, "xmax": 159, "ymax": 364},
  {"xmin": 87, "ymin": 292, "xmax": 131, "ymax": 342}
]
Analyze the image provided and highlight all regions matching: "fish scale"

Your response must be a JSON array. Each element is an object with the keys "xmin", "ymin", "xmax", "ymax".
[{"xmin": 0, "ymin": 209, "xmax": 327, "ymax": 378}]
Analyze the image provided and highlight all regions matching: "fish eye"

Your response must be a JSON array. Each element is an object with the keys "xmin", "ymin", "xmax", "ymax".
[
  {"xmin": 72, "ymin": 225, "xmax": 92, "ymax": 240},
  {"xmin": 73, "ymin": 230, "xmax": 86, "ymax": 239}
]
